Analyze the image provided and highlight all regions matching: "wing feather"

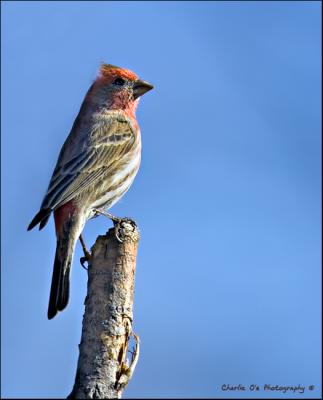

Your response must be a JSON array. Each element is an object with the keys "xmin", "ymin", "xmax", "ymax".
[{"xmin": 41, "ymin": 114, "xmax": 135, "ymax": 210}]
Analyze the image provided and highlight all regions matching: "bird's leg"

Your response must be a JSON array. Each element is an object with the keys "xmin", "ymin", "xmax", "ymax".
[
  {"xmin": 79, "ymin": 233, "xmax": 91, "ymax": 270},
  {"xmin": 93, "ymin": 209, "xmax": 137, "ymax": 243},
  {"xmin": 93, "ymin": 209, "xmax": 122, "ymax": 223},
  {"xmin": 94, "ymin": 209, "xmax": 123, "ymax": 242}
]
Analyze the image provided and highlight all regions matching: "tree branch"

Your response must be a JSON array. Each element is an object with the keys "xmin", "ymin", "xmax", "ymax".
[{"xmin": 68, "ymin": 220, "xmax": 140, "ymax": 399}]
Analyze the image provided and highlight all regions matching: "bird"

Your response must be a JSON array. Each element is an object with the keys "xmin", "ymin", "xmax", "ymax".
[{"xmin": 27, "ymin": 63, "xmax": 153, "ymax": 320}]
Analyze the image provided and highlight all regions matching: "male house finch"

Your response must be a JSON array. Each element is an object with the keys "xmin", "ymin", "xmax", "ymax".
[{"xmin": 28, "ymin": 63, "xmax": 153, "ymax": 319}]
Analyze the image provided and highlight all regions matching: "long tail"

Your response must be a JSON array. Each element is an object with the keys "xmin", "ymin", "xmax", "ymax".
[
  {"xmin": 47, "ymin": 238, "xmax": 74, "ymax": 319},
  {"xmin": 27, "ymin": 208, "xmax": 51, "ymax": 231},
  {"xmin": 48, "ymin": 205, "xmax": 84, "ymax": 320}
]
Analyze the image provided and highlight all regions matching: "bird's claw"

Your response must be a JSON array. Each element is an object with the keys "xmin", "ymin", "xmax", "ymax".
[
  {"xmin": 114, "ymin": 217, "xmax": 137, "ymax": 243},
  {"xmin": 79, "ymin": 233, "xmax": 91, "ymax": 270},
  {"xmin": 80, "ymin": 255, "xmax": 89, "ymax": 270},
  {"xmin": 93, "ymin": 209, "xmax": 137, "ymax": 243}
]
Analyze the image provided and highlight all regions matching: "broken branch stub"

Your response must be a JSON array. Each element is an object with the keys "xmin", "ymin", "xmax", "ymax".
[{"xmin": 69, "ymin": 220, "xmax": 140, "ymax": 399}]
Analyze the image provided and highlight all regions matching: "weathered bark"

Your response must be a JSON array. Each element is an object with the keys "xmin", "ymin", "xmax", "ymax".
[{"xmin": 69, "ymin": 220, "xmax": 140, "ymax": 399}]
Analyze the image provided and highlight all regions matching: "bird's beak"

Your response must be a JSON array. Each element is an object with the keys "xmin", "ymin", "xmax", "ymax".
[{"xmin": 133, "ymin": 79, "xmax": 154, "ymax": 99}]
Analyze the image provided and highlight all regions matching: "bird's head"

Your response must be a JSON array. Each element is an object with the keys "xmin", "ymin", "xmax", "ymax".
[{"xmin": 91, "ymin": 63, "xmax": 153, "ymax": 113}]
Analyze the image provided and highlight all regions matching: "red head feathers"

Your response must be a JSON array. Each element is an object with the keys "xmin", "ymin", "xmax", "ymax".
[{"xmin": 98, "ymin": 63, "xmax": 138, "ymax": 84}]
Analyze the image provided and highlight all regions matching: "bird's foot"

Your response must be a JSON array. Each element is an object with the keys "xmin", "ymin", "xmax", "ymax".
[
  {"xmin": 93, "ymin": 209, "xmax": 137, "ymax": 243},
  {"xmin": 79, "ymin": 234, "xmax": 91, "ymax": 270},
  {"xmin": 114, "ymin": 217, "xmax": 137, "ymax": 243},
  {"xmin": 80, "ymin": 256, "xmax": 89, "ymax": 270}
]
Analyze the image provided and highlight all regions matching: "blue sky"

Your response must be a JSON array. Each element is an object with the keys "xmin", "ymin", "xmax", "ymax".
[{"xmin": 1, "ymin": 1, "xmax": 322, "ymax": 398}]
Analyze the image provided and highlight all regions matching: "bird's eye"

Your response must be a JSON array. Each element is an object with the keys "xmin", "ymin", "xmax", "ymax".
[{"xmin": 113, "ymin": 78, "xmax": 125, "ymax": 86}]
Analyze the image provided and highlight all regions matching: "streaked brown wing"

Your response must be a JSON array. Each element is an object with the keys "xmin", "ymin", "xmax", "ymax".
[{"xmin": 41, "ymin": 115, "xmax": 135, "ymax": 210}]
